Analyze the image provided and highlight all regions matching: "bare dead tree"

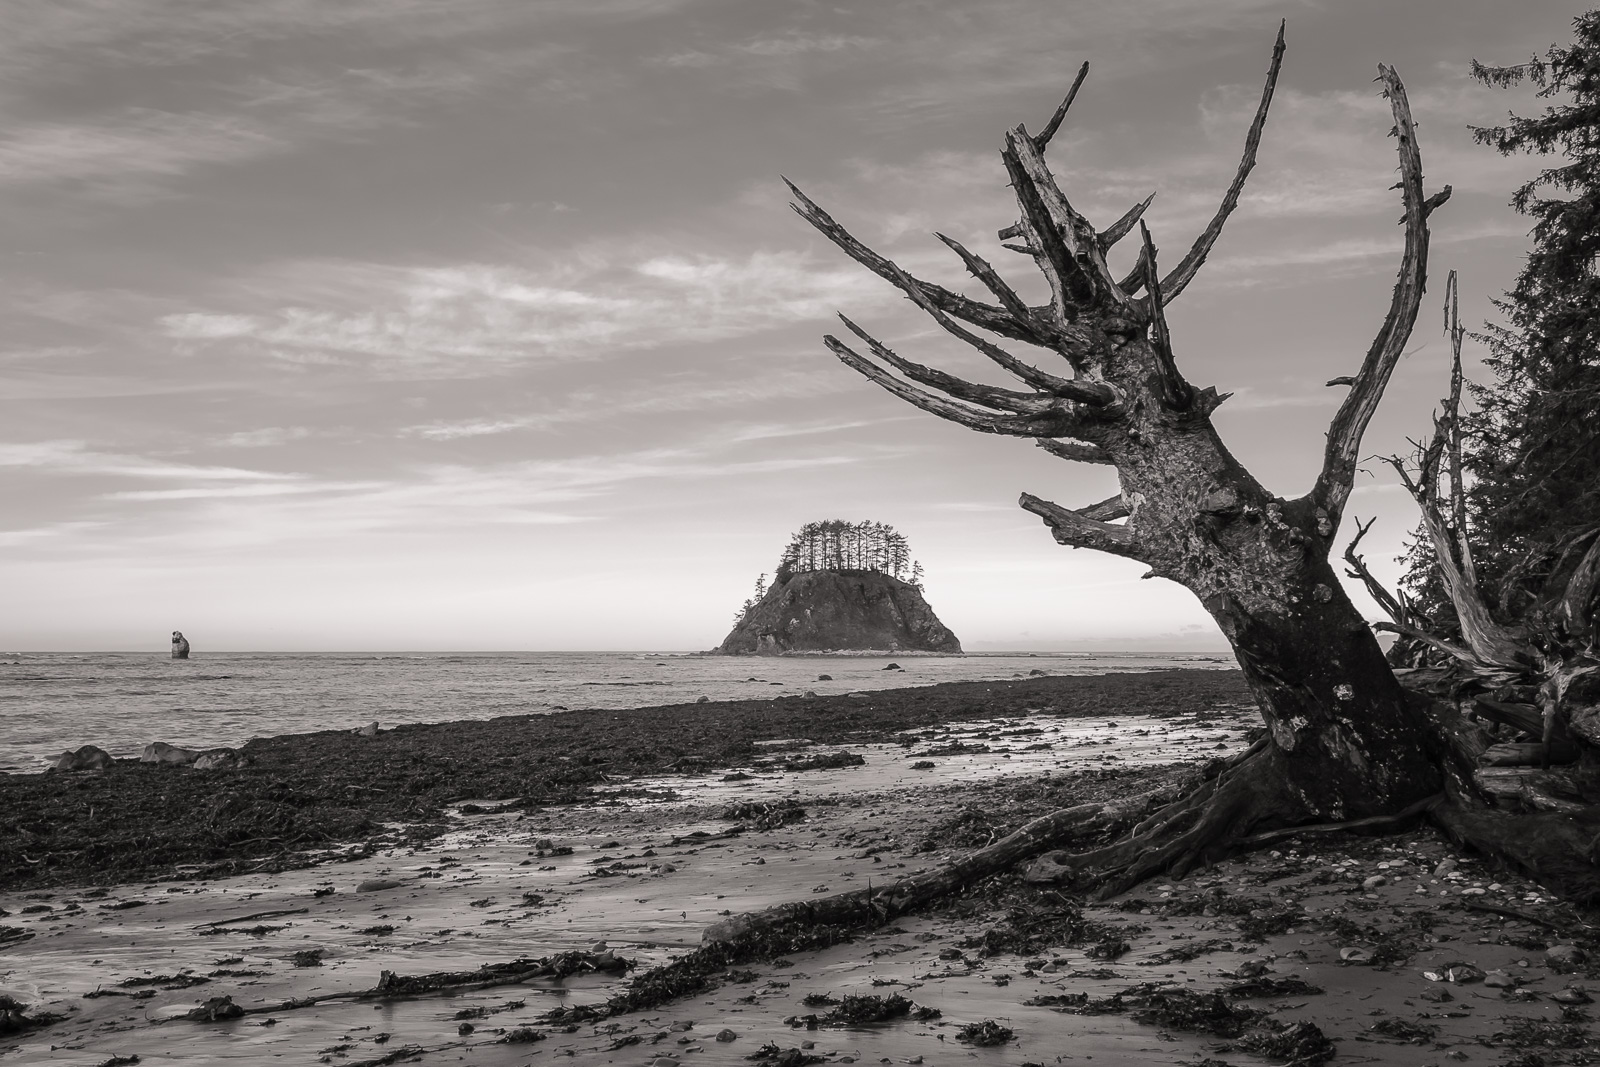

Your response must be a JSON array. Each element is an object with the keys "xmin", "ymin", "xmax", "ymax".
[{"xmin": 737, "ymin": 25, "xmax": 1600, "ymax": 910}]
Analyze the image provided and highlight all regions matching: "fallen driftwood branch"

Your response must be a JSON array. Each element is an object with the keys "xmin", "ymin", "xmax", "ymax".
[
  {"xmin": 194, "ymin": 908, "xmax": 309, "ymax": 929},
  {"xmin": 174, "ymin": 950, "xmax": 629, "ymax": 1022}
]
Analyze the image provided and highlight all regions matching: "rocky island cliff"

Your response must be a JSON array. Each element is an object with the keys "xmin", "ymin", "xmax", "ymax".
[{"xmin": 716, "ymin": 520, "xmax": 961, "ymax": 654}]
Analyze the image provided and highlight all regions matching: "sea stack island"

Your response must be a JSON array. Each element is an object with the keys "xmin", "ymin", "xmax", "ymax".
[{"xmin": 716, "ymin": 520, "xmax": 961, "ymax": 654}]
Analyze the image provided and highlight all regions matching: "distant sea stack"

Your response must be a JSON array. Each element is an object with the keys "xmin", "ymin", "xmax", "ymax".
[
  {"xmin": 717, "ymin": 520, "xmax": 962, "ymax": 655},
  {"xmin": 171, "ymin": 631, "xmax": 190, "ymax": 659}
]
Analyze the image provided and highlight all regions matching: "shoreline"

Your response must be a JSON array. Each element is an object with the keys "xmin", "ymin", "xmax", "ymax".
[
  {"xmin": 1, "ymin": 669, "xmax": 1252, "ymax": 893},
  {"xmin": 3, "ymin": 668, "xmax": 1596, "ymax": 1067}
]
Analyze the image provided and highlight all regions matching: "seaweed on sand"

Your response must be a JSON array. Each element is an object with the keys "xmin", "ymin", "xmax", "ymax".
[{"xmin": 1, "ymin": 670, "xmax": 1250, "ymax": 892}]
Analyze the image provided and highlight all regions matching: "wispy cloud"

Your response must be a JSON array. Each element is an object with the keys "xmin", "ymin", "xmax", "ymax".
[
  {"xmin": 0, "ymin": 440, "xmax": 297, "ymax": 481},
  {"xmin": 161, "ymin": 250, "xmax": 891, "ymax": 374}
]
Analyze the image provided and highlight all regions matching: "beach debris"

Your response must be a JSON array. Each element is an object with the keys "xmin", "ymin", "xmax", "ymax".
[
  {"xmin": 95, "ymin": 1055, "xmax": 141, "ymax": 1066},
  {"xmin": 1421, "ymin": 963, "xmax": 1485, "ymax": 983},
  {"xmin": 0, "ymin": 994, "xmax": 65, "ymax": 1034},
  {"xmin": 725, "ymin": 800, "xmax": 807, "ymax": 831},
  {"xmin": 779, "ymin": 750, "xmax": 864, "ymax": 772},
  {"xmin": 183, "ymin": 995, "xmax": 244, "ymax": 1022},
  {"xmin": 955, "ymin": 1020, "xmax": 1013, "ymax": 1046},
  {"xmin": 50, "ymin": 745, "xmax": 115, "ymax": 772},
  {"xmin": 747, "ymin": 1043, "xmax": 824, "ymax": 1065},
  {"xmin": 1547, "ymin": 943, "xmax": 1587, "ymax": 969},
  {"xmin": 1551, "ymin": 986, "xmax": 1593, "ymax": 1004},
  {"xmin": 355, "ymin": 878, "xmax": 407, "ymax": 893},
  {"xmin": 1338, "ymin": 947, "xmax": 1372, "ymax": 964},
  {"xmin": 499, "ymin": 1027, "xmax": 546, "ymax": 1043},
  {"xmin": 290, "ymin": 948, "xmax": 325, "ymax": 967},
  {"xmin": 191, "ymin": 748, "xmax": 242, "ymax": 770},
  {"xmin": 1368, "ymin": 1018, "xmax": 1439, "ymax": 1044},
  {"xmin": 353, "ymin": 722, "xmax": 380, "ymax": 737},
  {"xmin": 911, "ymin": 760, "xmax": 935, "ymax": 770},
  {"xmin": 140, "ymin": 742, "xmax": 200, "ymax": 765}
]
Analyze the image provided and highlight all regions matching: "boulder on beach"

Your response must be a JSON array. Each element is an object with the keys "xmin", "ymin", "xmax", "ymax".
[
  {"xmin": 352, "ymin": 722, "xmax": 380, "ymax": 737},
  {"xmin": 171, "ymin": 631, "xmax": 190, "ymax": 659},
  {"xmin": 141, "ymin": 741, "xmax": 200, "ymax": 765},
  {"xmin": 50, "ymin": 745, "xmax": 114, "ymax": 772}
]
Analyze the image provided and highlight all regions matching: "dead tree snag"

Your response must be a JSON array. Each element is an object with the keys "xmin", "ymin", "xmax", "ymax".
[{"xmin": 767, "ymin": 24, "xmax": 1598, "ymax": 905}]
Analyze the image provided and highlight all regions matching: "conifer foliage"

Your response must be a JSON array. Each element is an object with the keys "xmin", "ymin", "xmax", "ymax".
[{"xmin": 1464, "ymin": 16, "xmax": 1600, "ymax": 601}]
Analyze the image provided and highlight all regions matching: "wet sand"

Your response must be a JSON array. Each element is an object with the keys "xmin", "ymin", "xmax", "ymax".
[{"xmin": 3, "ymin": 673, "xmax": 1597, "ymax": 1066}]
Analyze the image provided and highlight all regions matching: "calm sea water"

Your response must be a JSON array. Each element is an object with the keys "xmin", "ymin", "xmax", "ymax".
[{"xmin": 0, "ymin": 650, "xmax": 1230, "ymax": 774}]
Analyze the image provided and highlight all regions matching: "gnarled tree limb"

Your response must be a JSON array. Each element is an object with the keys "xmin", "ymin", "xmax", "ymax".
[
  {"xmin": 1157, "ymin": 22, "xmax": 1285, "ymax": 305},
  {"xmin": 785, "ymin": 179, "xmax": 1039, "ymax": 343},
  {"xmin": 1033, "ymin": 61, "xmax": 1090, "ymax": 151},
  {"xmin": 1019, "ymin": 491, "xmax": 1142, "ymax": 558},
  {"xmin": 1036, "ymin": 438, "xmax": 1114, "ymax": 465},
  {"xmin": 1310, "ymin": 65, "xmax": 1451, "ymax": 529},
  {"xmin": 826, "ymin": 336, "xmax": 1084, "ymax": 438}
]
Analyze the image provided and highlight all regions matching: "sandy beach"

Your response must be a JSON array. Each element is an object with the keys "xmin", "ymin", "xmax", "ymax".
[{"xmin": 3, "ymin": 670, "xmax": 1597, "ymax": 1066}]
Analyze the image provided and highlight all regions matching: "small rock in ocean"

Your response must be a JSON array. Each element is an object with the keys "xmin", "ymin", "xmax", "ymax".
[
  {"xmin": 192, "ymin": 748, "xmax": 241, "ymax": 771},
  {"xmin": 141, "ymin": 742, "xmax": 200, "ymax": 765},
  {"xmin": 883, "ymin": 663, "xmax": 902, "ymax": 671},
  {"xmin": 696, "ymin": 696, "xmax": 710, "ymax": 703},
  {"xmin": 816, "ymin": 674, "xmax": 832, "ymax": 681},
  {"xmin": 352, "ymin": 722, "xmax": 380, "ymax": 737},
  {"xmin": 458, "ymin": 1022, "xmax": 474, "ymax": 1035},
  {"xmin": 803, "ymin": 690, "xmax": 817, "ymax": 697},
  {"xmin": 1029, "ymin": 668, "xmax": 1048, "ymax": 676},
  {"xmin": 356, "ymin": 878, "xmax": 407, "ymax": 893},
  {"xmin": 51, "ymin": 745, "xmax": 114, "ymax": 772},
  {"xmin": 171, "ymin": 631, "xmax": 190, "ymax": 659}
]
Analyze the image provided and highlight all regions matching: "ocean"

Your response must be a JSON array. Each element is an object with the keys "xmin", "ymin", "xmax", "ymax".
[{"xmin": 0, "ymin": 650, "xmax": 1230, "ymax": 774}]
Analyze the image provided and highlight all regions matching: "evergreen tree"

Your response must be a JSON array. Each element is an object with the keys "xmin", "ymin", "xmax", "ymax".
[{"xmin": 1461, "ymin": 15, "xmax": 1600, "ymax": 607}]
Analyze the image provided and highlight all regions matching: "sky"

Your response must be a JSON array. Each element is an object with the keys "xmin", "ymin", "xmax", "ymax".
[{"xmin": 0, "ymin": 0, "xmax": 1587, "ymax": 652}]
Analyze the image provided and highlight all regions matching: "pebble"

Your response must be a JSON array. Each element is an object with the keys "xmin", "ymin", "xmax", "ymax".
[
  {"xmin": 1362, "ymin": 875, "xmax": 1387, "ymax": 890},
  {"xmin": 715, "ymin": 1029, "xmax": 737, "ymax": 1042},
  {"xmin": 1552, "ymin": 987, "xmax": 1593, "ymax": 1005}
]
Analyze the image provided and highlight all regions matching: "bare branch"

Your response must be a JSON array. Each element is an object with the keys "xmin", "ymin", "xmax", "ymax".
[
  {"xmin": 1099, "ymin": 193, "xmax": 1156, "ymax": 251},
  {"xmin": 932, "ymin": 232, "xmax": 1040, "ymax": 330},
  {"xmin": 1158, "ymin": 22, "xmax": 1286, "ymax": 305},
  {"xmin": 1443, "ymin": 270, "xmax": 1471, "ymax": 584},
  {"xmin": 1372, "ymin": 620, "xmax": 1483, "ymax": 670},
  {"xmin": 1138, "ymin": 221, "xmax": 1194, "ymax": 410},
  {"xmin": 1019, "ymin": 491, "xmax": 1143, "ymax": 558},
  {"xmin": 1034, "ymin": 61, "xmax": 1090, "ymax": 151},
  {"xmin": 1003, "ymin": 129, "xmax": 1134, "ymax": 313},
  {"xmin": 835, "ymin": 315, "xmax": 1056, "ymax": 415},
  {"xmin": 1036, "ymin": 438, "xmax": 1114, "ymax": 465},
  {"xmin": 882, "ymin": 262, "xmax": 1113, "ymax": 405},
  {"xmin": 1310, "ymin": 64, "xmax": 1451, "ymax": 529},
  {"xmin": 1077, "ymin": 493, "xmax": 1130, "ymax": 522},
  {"xmin": 785, "ymin": 179, "xmax": 1038, "ymax": 343},
  {"xmin": 1341, "ymin": 516, "xmax": 1410, "ymax": 624},
  {"xmin": 826, "ymin": 335, "xmax": 1082, "ymax": 438}
]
